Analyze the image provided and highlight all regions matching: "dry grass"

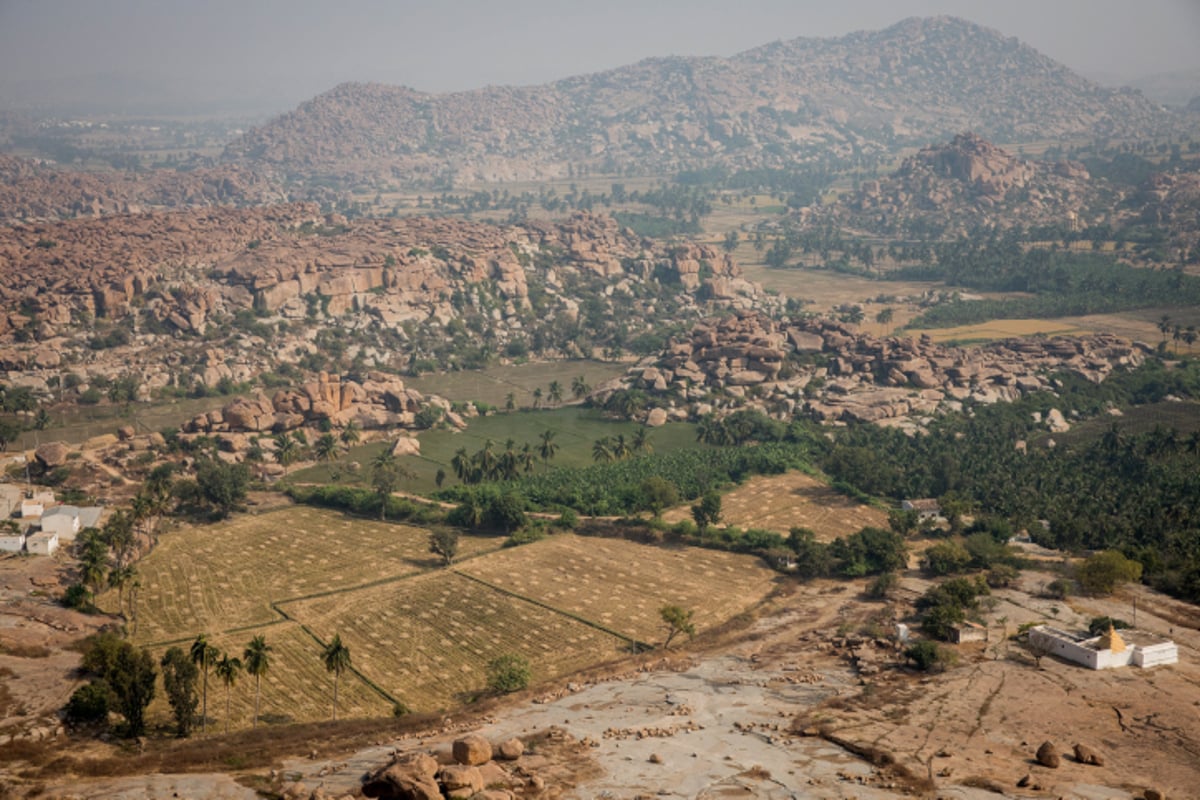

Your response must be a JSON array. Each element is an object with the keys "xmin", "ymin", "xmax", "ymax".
[
  {"xmin": 909, "ymin": 317, "xmax": 1090, "ymax": 343},
  {"xmin": 283, "ymin": 570, "xmax": 628, "ymax": 713},
  {"xmin": 145, "ymin": 621, "xmax": 393, "ymax": 732},
  {"xmin": 457, "ymin": 534, "xmax": 777, "ymax": 644},
  {"xmin": 662, "ymin": 472, "xmax": 887, "ymax": 541},
  {"xmin": 101, "ymin": 507, "xmax": 500, "ymax": 644}
]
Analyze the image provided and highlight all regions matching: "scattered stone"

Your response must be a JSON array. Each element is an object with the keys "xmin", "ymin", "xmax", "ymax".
[
  {"xmin": 1035, "ymin": 741, "xmax": 1060, "ymax": 768},
  {"xmin": 452, "ymin": 733, "xmax": 492, "ymax": 766},
  {"xmin": 1073, "ymin": 742, "xmax": 1105, "ymax": 766},
  {"xmin": 494, "ymin": 737, "xmax": 524, "ymax": 760}
]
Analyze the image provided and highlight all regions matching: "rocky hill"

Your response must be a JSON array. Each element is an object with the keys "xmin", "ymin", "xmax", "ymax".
[
  {"xmin": 798, "ymin": 132, "xmax": 1101, "ymax": 235},
  {"xmin": 223, "ymin": 17, "xmax": 1179, "ymax": 186},
  {"xmin": 0, "ymin": 207, "xmax": 761, "ymax": 417},
  {"xmin": 0, "ymin": 154, "xmax": 300, "ymax": 223}
]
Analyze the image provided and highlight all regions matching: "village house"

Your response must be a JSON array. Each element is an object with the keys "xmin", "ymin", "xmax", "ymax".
[
  {"xmin": 20, "ymin": 490, "xmax": 57, "ymax": 519},
  {"xmin": 25, "ymin": 531, "xmax": 60, "ymax": 556},
  {"xmin": 0, "ymin": 526, "xmax": 25, "ymax": 553},
  {"xmin": 1029, "ymin": 624, "xmax": 1178, "ymax": 670},
  {"xmin": 902, "ymin": 498, "xmax": 941, "ymax": 522},
  {"xmin": 39, "ymin": 505, "xmax": 102, "ymax": 543},
  {"xmin": 949, "ymin": 620, "xmax": 988, "ymax": 643}
]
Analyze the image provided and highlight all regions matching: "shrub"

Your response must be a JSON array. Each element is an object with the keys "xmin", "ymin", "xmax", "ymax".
[
  {"xmin": 487, "ymin": 654, "xmax": 532, "ymax": 693},
  {"xmin": 923, "ymin": 540, "xmax": 971, "ymax": 576},
  {"xmin": 62, "ymin": 583, "xmax": 93, "ymax": 611},
  {"xmin": 1087, "ymin": 616, "xmax": 1132, "ymax": 636},
  {"xmin": 1076, "ymin": 550, "xmax": 1143, "ymax": 595},
  {"xmin": 65, "ymin": 680, "xmax": 111, "ymax": 723},
  {"xmin": 905, "ymin": 640, "xmax": 956, "ymax": 671}
]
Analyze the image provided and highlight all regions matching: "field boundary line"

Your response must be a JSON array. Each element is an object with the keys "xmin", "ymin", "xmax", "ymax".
[
  {"xmin": 139, "ymin": 618, "xmax": 292, "ymax": 649},
  {"xmin": 451, "ymin": 570, "xmax": 653, "ymax": 652},
  {"xmin": 273, "ymin": 603, "xmax": 403, "ymax": 709}
]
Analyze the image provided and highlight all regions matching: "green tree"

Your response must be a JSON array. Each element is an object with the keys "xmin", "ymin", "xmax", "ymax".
[
  {"xmin": 571, "ymin": 376, "xmax": 590, "ymax": 400},
  {"xmin": 109, "ymin": 646, "xmax": 156, "ymax": 737},
  {"xmin": 242, "ymin": 635, "xmax": 272, "ymax": 729},
  {"xmin": 538, "ymin": 429, "xmax": 559, "ymax": 471},
  {"xmin": 429, "ymin": 528, "xmax": 460, "ymax": 566},
  {"xmin": 190, "ymin": 634, "xmax": 219, "ymax": 734},
  {"xmin": 194, "ymin": 458, "xmax": 250, "ymax": 519},
  {"xmin": 322, "ymin": 634, "xmax": 352, "ymax": 721},
  {"xmin": 531, "ymin": 386, "xmax": 543, "ymax": 409},
  {"xmin": 486, "ymin": 653, "xmax": 532, "ymax": 694},
  {"xmin": 314, "ymin": 432, "xmax": 339, "ymax": 463},
  {"xmin": 691, "ymin": 490, "xmax": 722, "ymax": 530},
  {"xmin": 160, "ymin": 646, "xmax": 199, "ymax": 736},
  {"xmin": 1076, "ymin": 550, "xmax": 1143, "ymax": 595},
  {"xmin": 640, "ymin": 476, "xmax": 679, "ymax": 518},
  {"xmin": 371, "ymin": 452, "xmax": 414, "ymax": 520},
  {"xmin": 339, "ymin": 419, "xmax": 361, "ymax": 447},
  {"xmin": 905, "ymin": 640, "xmax": 955, "ymax": 672},
  {"xmin": 547, "ymin": 380, "xmax": 563, "ymax": 406},
  {"xmin": 923, "ymin": 540, "xmax": 971, "ymax": 576},
  {"xmin": 107, "ymin": 564, "xmax": 137, "ymax": 620},
  {"xmin": 214, "ymin": 652, "xmax": 243, "ymax": 734},
  {"xmin": 631, "ymin": 426, "xmax": 652, "ymax": 454},
  {"xmin": 0, "ymin": 416, "xmax": 22, "ymax": 451},
  {"xmin": 660, "ymin": 605, "xmax": 696, "ymax": 649},
  {"xmin": 272, "ymin": 432, "xmax": 300, "ymax": 475}
]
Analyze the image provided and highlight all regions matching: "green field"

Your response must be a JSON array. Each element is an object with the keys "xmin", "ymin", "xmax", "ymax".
[
  {"xmin": 406, "ymin": 360, "xmax": 625, "ymax": 407},
  {"xmin": 291, "ymin": 406, "xmax": 702, "ymax": 493}
]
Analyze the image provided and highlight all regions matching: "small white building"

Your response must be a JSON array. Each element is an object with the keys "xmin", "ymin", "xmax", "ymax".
[
  {"xmin": 1029, "ymin": 624, "xmax": 1178, "ymax": 670},
  {"xmin": 902, "ymin": 498, "xmax": 942, "ymax": 522},
  {"xmin": 20, "ymin": 491, "xmax": 57, "ymax": 519},
  {"xmin": 25, "ymin": 531, "xmax": 59, "ymax": 556},
  {"xmin": 39, "ymin": 505, "xmax": 102, "ymax": 542},
  {"xmin": 0, "ymin": 528, "xmax": 26, "ymax": 553}
]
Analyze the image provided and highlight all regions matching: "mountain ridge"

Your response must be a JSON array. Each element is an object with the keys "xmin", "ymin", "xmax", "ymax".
[{"xmin": 223, "ymin": 16, "xmax": 1184, "ymax": 187}]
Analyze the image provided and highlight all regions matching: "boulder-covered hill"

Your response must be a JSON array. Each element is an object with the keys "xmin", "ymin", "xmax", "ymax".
[{"xmin": 223, "ymin": 16, "xmax": 1178, "ymax": 186}]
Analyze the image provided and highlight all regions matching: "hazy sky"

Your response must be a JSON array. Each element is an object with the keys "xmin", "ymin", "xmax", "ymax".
[{"xmin": 2, "ymin": 0, "xmax": 1199, "ymax": 114}]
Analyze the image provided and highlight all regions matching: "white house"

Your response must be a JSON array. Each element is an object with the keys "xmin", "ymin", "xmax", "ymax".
[
  {"xmin": 39, "ymin": 505, "xmax": 102, "ymax": 542},
  {"xmin": 902, "ymin": 498, "xmax": 941, "ymax": 522},
  {"xmin": 20, "ymin": 491, "xmax": 57, "ymax": 519},
  {"xmin": 25, "ymin": 531, "xmax": 59, "ymax": 556},
  {"xmin": 1029, "ymin": 624, "xmax": 1178, "ymax": 670},
  {"xmin": 0, "ymin": 528, "xmax": 25, "ymax": 553}
]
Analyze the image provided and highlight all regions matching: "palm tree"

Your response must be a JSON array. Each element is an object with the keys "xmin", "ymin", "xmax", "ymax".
[
  {"xmin": 613, "ymin": 434, "xmax": 632, "ymax": 461},
  {"xmin": 371, "ymin": 451, "xmax": 414, "ymax": 521},
  {"xmin": 538, "ymin": 429, "xmax": 559, "ymax": 471},
  {"xmin": 450, "ymin": 447, "xmax": 470, "ymax": 483},
  {"xmin": 273, "ymin": 433, "xmax": 299, "ymax": 475},
  {"xmin": 631, "ymin": 427, "xmax": 652, "ymax": 455},
  {"xmin": 474, "ymin": 439, "xmax": 498, "ymax": 480},
  {"xmin": 519, "ymin": 442, "xmax": 537, "ymax": 474},
  {"xmin": 548, "ymin": 381, "xmax": 563, "ymax": 406},
  {"xmin": 531, "ymin": 387, "xmax": 543, "ymax": 409},
  {"xmin": 571, "ymin": 376, "xmax": 590, "ymax": 401},
  {"xmin": 339, "ymin": 419, "xmax": 361, "ymax": 447},
  {"xmin": 107, "ymin": 564, "xmax": 137, "ymax": 620},
  {"xmin": 1157, "ymin": 314, "xmax": 1173, "ymax": 344},
  {"xmin": 322, "ymin": 634, "xmax": 352, "ymax": 721},
  {"xmin": 242, "ymin": 635, "xmax": 272, "ymax": 729},
  {"xmin": 314, "ymin": 433, "xmax": 339, "ymax": 463},
  {"xmin": 214, "ymin": 652, "xmax": 243, "ymax": 734},
  {"xmin": 190, "ymin": 634, "xmax": 219, "ymax": 734},
  {"xmin": 505, "ymin": 392, "xmax": 515, "ymax": 412},
  {"xmin": 593, "ymin": 437, "xmax": 615, "ymax": 463}
]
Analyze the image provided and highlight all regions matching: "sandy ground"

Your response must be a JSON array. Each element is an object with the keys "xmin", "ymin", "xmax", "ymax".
[
  {"xmin": 15, "ymin": 560, "xmax": 1200, "ymax": 800},
  {"xmin": 0, "ymin": 550, "xmax": 108, "ymax": 745}
]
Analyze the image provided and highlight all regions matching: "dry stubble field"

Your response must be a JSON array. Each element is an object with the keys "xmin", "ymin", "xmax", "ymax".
[
  {"xmin": 101, "ymin": 507, "xmax": 502, "ymax": 645},
  {"xmin": 103, "ymin": 508, "xmax": 777, "ymax": 728},
  {"xmin": 661, "ymin": 472, "xmax": 887, "ymax": 541},
  {"xmin": 457, "ymin": 534, "xmax": 778, "ymax": 644}
]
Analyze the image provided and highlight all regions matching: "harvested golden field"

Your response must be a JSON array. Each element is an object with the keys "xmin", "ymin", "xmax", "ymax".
[
  {"xmin": 282, "ymin": 571, "xmax": 628, "ymax": 713},
  {"xmin": 145, "ymin": 621, "xmax": 392, "ymax": 732},
  {"xmin": 457, "ymin": 534, "xmax": 777, "ymax": 644},
  {"xmin": 662, "ymin": 472, "xmax": 887, "ymax": 541},
  {"xmin": 909, "ymin": 317, "xmax": 1089, "ymax": 343},
  {"xmin": 102, "ymin": 506, "xmax": 501, "ymax": 644}
]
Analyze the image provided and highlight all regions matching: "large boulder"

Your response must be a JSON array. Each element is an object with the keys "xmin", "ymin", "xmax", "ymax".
[
  {"xmin": 452, "ymin": 733, "xmax": 492, "ymax": 766},
  {"xmin": 362, "ymin": 753, "xmax": 441, "ymax": 800},
  {"xmin": 437, "ymin": 764, "xmax": 483, "ymax": 799},
  {"xmin": 494, "ymin": 738, "xmax": 524, "ymax": 761},
  {"xmin": 1073, "ymin": 742, "xmax": 1104, "ymax": 766},
  {"xmin": 34, "ymin": 441, "xmax": 70, "ymax": 469},
  {"xmin": 1035, "ymin": 741, "xmax": 1060, "ymax": 768}
]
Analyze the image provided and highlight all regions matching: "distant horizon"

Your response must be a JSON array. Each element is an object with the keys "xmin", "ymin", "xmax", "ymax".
[{"xmin": 1, "ymin": 1, "xmax": 1198, "ymax": 118}]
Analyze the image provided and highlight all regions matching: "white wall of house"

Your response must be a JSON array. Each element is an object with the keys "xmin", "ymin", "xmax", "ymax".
[
  {"xmin": 40, "ymin": 512, "xmax": 81, "ymax": 542},
  {"xmin": 1134, "ymin": 643, "xmax": 1179, "ymax": 668},
  {"xmin": 26, "ymin": 532, "xmax": 58, "ymax": 556},
  {"xmin": 0, "ymin": 532, "xmax": 26, "ymax": 553}
]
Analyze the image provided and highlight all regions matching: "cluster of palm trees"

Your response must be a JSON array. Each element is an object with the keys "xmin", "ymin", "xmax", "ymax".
[
  {"xmin": 591, "ymin": 428, "xmax": 652, "ymax": 462},
  {"xmin": 449, "ymin": 430, "xmax": 560, "ymax": 484},
  {"xmin": 271, "ymin": 420, "xmax": 362, "ymax": 475},
  {"xmin": 188, "ymin": 633, "xmax": 273, "ymax": 733},
  {"xmin": 1158, "ymin": 314, "xmax": 1198, "ymax": 354},
  {"xmin": 503, "ymin": 376, "xmax": 592, "ymax": 412}
]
